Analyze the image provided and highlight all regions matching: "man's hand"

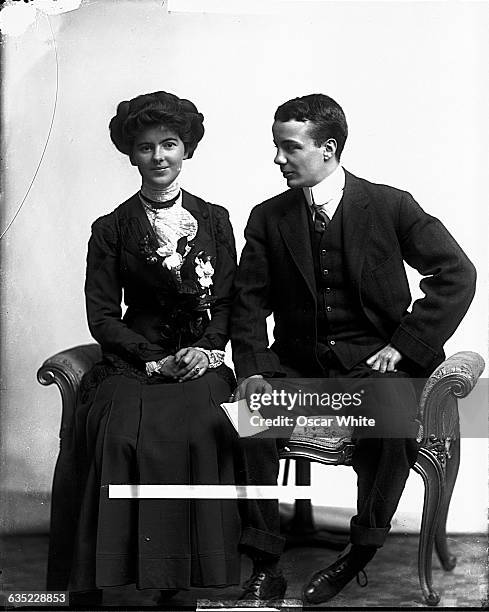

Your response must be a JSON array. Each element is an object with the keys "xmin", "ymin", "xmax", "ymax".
[
  {"xmin": 366, "ymin": 344, "xmax": 402, "ymax": 373},
  {"xmin": 232, "ymin": 375, "xmax": 273, "ymax": 405}
]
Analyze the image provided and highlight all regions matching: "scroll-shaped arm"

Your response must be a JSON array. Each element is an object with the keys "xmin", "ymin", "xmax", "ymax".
[
  {"xmin": 37, "ymin": 343, "xmax": 102, "ymax": 438},
  {"xmin": 419, "ymin": 351, "xmax": 485, "ymax": 445}
]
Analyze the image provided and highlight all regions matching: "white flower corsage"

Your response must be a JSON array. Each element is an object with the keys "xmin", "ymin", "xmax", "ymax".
[{"xmin": 195, "ymin": 254, "xmax": 214, "ymax": 289}]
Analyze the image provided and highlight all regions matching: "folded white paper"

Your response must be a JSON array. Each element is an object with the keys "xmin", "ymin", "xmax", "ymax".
[{"xmin": 220, "ymin": 398, "xmax": 269, "ymax": 437}]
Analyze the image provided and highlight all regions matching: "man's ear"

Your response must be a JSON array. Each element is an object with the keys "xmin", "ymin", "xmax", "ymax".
[
  {"xmin": 129, "ymin": 152, "xmax": 137, "ymax": 166},
  {"xmin": 322, "ymin": 138, "xmax": 337, "ymax": 161}
]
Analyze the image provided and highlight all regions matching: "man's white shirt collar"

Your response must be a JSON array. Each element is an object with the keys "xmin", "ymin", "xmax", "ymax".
[{"xmin": 303, "ymin": 165, "xmax": 345, "ymax": 219}]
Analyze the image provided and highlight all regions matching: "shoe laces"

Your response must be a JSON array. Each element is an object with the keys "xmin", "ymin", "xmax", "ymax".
[
  {"xmin": 356, "ymin": 569, "xmax": 368, "ymax": 588},
  {"xmin": 311, "ymin": 570, "xmax": 332, "ymax": 587}
]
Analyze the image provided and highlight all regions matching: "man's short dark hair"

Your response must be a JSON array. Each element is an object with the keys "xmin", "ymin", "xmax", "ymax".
[{"xmin": 274, "ymin": 94, "xmax": 348, "ymax": 160}]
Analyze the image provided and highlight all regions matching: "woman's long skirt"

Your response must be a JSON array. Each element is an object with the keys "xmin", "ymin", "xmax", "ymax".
[{"xmin": 69, "ymin": 369, "xmax": 241, "ymax": 591}]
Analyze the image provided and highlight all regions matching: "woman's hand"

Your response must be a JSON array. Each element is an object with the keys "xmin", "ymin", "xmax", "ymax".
[
  {"xmin": 174, "ymin": 347, "xmax": 209, "ymax": 382},
  {"xmin": 157, "ymin": 355, "xmax": 182, "ymax": 379}
]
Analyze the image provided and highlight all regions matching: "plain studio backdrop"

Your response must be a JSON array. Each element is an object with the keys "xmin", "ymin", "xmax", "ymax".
[{"xmin": 1, "ymin": 0, "xmax": 488, "ymax": 541}]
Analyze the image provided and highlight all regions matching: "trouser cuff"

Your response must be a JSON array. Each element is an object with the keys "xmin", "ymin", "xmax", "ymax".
[
  {"xmin": 240, "ymin": 526, "xmax": 285, "ymax": 558},
  {"xmin": 350, "ymin": 517, "xmax": 390, "ymax": 547}
]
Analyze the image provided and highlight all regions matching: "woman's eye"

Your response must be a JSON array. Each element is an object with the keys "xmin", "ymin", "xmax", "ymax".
[{"xmin": 164, "ymin": 142, "xmax": 177, "ymax": 149}]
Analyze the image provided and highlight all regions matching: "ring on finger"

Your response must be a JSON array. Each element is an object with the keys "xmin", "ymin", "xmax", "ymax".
[{"xmin": 194, "ymin": 366, "xmax": 200, "ymax": 375}]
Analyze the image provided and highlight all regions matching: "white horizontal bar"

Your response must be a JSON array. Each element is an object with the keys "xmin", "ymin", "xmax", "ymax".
[{"xmin": 109, "ymin": 484, "xmax": 313, "ymax": 499}]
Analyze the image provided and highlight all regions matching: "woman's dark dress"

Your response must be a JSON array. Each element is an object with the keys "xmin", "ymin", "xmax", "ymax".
[{"xmin": 69, "ymin": 190, "xmax": 241, "ymax": 591}]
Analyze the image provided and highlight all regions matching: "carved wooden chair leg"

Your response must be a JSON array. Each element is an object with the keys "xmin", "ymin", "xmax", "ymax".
[
  {"xmin": 413, "ymin": 447, "xmax": 445, "ymax": 606},
  {"xmin": 435, "ymin": 435, "xmax": 460, "ymax": 571}
]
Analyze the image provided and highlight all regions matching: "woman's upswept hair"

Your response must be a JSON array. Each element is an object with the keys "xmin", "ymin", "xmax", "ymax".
[
  {"xmin": 109, "ymin": 91, "xmax": 204, "ymax": 158},
  {"xmin": 274, "ymin": 93, "xmax": 348, "ymax": 160}
]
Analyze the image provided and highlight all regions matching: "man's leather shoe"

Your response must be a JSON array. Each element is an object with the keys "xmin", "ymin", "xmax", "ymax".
[
  {"xmin": 303, "ymin": 547, "xmax": 374, "ymax": 604},
  {"xmin": 237, "ymin": 570, "xmax": 287, "ymax": 606}
]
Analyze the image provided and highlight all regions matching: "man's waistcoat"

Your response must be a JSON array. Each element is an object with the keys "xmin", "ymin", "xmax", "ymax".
[{"xmin": 308, "ymin": 201, "xmax": 384, "ymax": 370}]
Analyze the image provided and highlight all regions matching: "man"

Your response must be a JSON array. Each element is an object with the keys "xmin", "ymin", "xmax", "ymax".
[{"xmin": 231, "ymin": 94, "xmax": 476, "ymax": 604}]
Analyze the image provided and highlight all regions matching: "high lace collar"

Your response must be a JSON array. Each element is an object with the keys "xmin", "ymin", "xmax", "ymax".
[{"xmin": 141, "ymin": 180, "xmax": 181, "ymax": 204}]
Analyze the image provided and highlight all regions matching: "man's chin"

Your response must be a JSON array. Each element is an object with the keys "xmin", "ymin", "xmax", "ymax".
[{"xmin": 285, "ymin": 176, "xmax": 303, "ymax": 188}]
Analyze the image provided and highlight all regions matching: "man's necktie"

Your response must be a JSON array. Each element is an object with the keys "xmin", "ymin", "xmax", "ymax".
[{"xmin": 314, "ymin": 206, "xmax": 331, "ymax": 232}]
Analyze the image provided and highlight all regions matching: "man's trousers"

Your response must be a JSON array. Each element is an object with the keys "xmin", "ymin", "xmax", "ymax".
[{"xmin": 236, "ymin": 356, "xmax": 421, "ymax": 558}]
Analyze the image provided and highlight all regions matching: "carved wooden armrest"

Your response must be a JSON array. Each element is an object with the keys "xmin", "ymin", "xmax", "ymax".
[
  {"xmin": 419, "ymin": 351, "xmax": 485, "ymax": 445},
  {"xmin": 37, "ymin": 343, "xmax": 102, "ymax": 437}
]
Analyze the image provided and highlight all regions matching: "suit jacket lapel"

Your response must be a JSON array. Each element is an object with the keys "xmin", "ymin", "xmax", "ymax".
[
  {"xmin": 278, "ymin": 189, "xmax": 317, "ymax": 299},
  {"xmin": 341, "ymin": 170, "xmax": 371, "ymax": 292}
]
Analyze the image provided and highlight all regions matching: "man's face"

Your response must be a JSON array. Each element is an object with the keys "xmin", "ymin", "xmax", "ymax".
[{"xmin": 272, "ymin": 119, "xmax": 329, "ymax": 188}]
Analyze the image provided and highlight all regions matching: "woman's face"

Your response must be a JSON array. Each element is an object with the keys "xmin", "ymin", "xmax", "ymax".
[{"xmin": 131, "ymin": 125, "xmax": 187, "ymax": 189}]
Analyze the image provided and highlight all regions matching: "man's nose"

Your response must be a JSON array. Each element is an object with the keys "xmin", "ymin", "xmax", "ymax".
[{"xmin": 274, "ymin": 149, "xmax": 286, "ymax": 165}]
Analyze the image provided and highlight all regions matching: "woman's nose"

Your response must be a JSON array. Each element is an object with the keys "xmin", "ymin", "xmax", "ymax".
[{"xmin": 153, "ymin": 146, "xmax": 165, "ymax": 162}]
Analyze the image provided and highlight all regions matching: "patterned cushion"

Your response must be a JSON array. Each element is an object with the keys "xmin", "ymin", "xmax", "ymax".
[{"xmin": 289, "ymin": 423, "xmax": 354, "ymax": 451}]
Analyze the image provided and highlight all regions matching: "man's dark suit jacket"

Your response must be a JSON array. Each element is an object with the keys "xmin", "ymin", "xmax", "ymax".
[{"xmin": 231, "ymin": 170, "xmax": 476, "ymax": 379}]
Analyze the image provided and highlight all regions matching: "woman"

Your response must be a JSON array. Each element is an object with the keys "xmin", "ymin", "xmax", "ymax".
[{"xmin": 68, "ymin": 91, "xmax": 240, "ymax": 601}]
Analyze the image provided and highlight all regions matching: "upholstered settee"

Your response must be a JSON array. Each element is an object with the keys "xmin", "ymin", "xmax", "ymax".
[{"xmin": 38, "ymin": 345, "xmax": 484, "ymax": 605}]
